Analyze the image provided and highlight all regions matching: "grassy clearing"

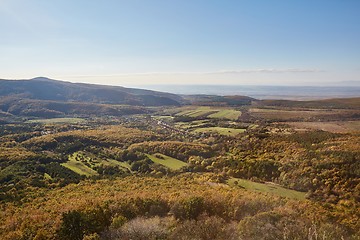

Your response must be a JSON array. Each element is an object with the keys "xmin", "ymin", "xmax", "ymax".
[
  {"xmin": 175, "ymin": 120, "xmax": 210, "ymax": 130},
  {"xmin": 61, "ymin": 157, "xmax": 98, "ymax": 177},
  {"xmin": 227, "ymin": 178, "xmax": 306, "ymax": 200},
  {"xmin": 173, "ymin": 106, "xmax": 241, "ymax": 120},
  {"xmin": 106, "ymin": 159, "xmax": 131, "ymax": 170},
  {"xmin": 27, "ymin": 118, "xmax": 86, "ymax": 124},
  {"xmin": 62, "ymin": 151, "xmax": 131, "ymax": 176},
  {"xmin": 193, "ymin": 127, "xmax": 245, "ymax": 136},
  {"xmin": 75, "ymin": 151, "xmax": 131, "ymax": 170},
  {"xmin": 146, "ymin": 153, "xmax": 188, "ymax": 170}
]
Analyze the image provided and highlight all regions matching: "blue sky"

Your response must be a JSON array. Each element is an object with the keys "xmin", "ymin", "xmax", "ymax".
[{"xmin": 1, "ymin": 0, "xmax": 359, "ymax": 86}]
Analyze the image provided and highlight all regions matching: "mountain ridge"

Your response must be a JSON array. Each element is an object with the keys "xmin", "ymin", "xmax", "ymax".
[{"xmin": 0, "ymin": 77, "xmax": 183, "ymax": 106}]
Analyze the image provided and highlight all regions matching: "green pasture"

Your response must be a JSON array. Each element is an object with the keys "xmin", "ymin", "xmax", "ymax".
[
  {"xmin": 175, "ymin": 120, "xmax": 210, "ymax": 129},
  {"xmin": 146, "ymin": 153, "xmax": 188, "ymax": 170},
  {"xmin": 173, "ymin": 106, "xmax": 241, "ymax": 120},
  {"xmin": 61, "ymin": 158, "xmax": 98, "ymax": 177},
  {"xmin": 227, "ymin": 177, "xmax": 306, "ymax": 200},
  {"xmin": 61, "ymin": 151, "xmax": 131, "ymax": 176},
  {"xmin": 208, "ymin": 109, "xmax": 241, "ymax": 120},
  {"xmin": 193, "ymin": 127, "xmax": 246, "ymax": 136},
  {"xmin": 27, "ymin": 118, "xmax": 86, "ymax": 124}
]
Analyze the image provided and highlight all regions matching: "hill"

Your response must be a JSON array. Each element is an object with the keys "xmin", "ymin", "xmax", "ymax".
[
  {"xmin": 0, "ymin": 97, "xmax": 150, "ymax": 118},
  {"xmin": 0, "ymin": 77, "xmax": 182, "ymax": 106}
]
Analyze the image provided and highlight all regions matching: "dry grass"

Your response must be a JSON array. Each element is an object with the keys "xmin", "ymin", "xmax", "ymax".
[{"xmin": 286, "ymin": 121, "xmax": 360, "ymax": 133}]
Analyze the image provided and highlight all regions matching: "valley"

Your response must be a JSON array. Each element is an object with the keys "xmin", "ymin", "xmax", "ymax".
[{"xmin": 0, "ymin": 79, "xmax": 359, "ymax": 239}]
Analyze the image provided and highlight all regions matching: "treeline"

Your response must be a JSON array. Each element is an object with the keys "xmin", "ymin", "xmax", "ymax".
[
  {"xmin": 128, "ymin": 141, "xmax": 214, "ymax": 161},
  {"xmin": 22, "ymin": 126, "xmax": 159, "ymax": 153}
]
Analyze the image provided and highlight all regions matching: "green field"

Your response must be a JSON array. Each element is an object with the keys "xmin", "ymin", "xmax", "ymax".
[
  {"xmin": 175, "ymin": 107, "xmax": 216, "ymax": 118},
  {"xmin": 193, "ymin": 127, "xmax": 246, "ymax": 136},
  {"xmin": 175, "ymin": 120, "xmax": 210, "ymax": 130},
  {"xmin": 152, "ymin": 115, "xmax": 174, "ymax": 121},
  {"xmin": 61, "ymin": 158, "xmax": 98, "ymax": 176},
  {"xmin": 207, "ymin": 109, "xmax": 241, "ymax": 120},
  {"xmin": 74, "ymin": 151, "xmax": 131, "ymax": 169},
  {"xmin": 27, "ymin": 117, "xmax": 86, "ymax": 124},
  {"xmin": 61, "ymin": 151, "xmax": 131, "ymax": 176},
  {"xmin": 227, "ymin": 178, "xmax": 306, "ymax": 200},
  {"xmin": 146, "ymin": 153, "xmax": 188, "ymax": 170},
  {"xmin": 173, "ymin": 106, "xmax": 241, "ymax": 120}
]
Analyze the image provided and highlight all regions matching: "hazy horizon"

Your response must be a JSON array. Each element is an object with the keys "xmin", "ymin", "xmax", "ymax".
[
  {"xmin": 1, "ymin": 0, "xmax": 359, "ymax": 86},
  {"xmin": 2, "ymin": 76, "xmax": 360, "ymax": 100}
]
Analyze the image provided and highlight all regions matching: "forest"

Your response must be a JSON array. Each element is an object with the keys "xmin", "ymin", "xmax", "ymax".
[{"xmin": 0, "ymin": 95, "xmax": 359, "ymax": 240}]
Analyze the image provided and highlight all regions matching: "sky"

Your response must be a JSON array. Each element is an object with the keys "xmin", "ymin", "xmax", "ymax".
[{"xmin": 0, "ymin": 0, "xmax": 360, "ymax": 86}]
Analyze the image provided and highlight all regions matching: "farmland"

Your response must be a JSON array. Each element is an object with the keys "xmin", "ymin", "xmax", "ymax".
[
  {"xmin": 286, "ymin": 120, "xmax": 360, "ymax": 133},
  {"xmin": 207, "ymin": 109, "xmax": 242, "ymax": 120},
  {"xmin": 248, "ymin": 108, "xmax": 360, "ymax": 121},
  {"xmin": 193, "ymin": 126, "xmax": 246, "ymax": 136},
  {"xmin": 169, "ymin": 106, "xmax": 242, "ymax": 120},
  {"xmin": 174, "ymin": 120, "xmax": 210, "ymax": 130},
  {"xmin": 27, "ymin": 117, "xmax": 86, "ymax": 124}
]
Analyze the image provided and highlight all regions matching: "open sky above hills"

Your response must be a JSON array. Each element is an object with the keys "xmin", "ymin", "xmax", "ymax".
[{"xmin": 1, "ymin": 0, "xmax": 359, "ymax": 86}]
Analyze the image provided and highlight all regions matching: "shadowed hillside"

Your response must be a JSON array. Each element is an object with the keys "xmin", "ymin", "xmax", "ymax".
[{"xmin": 0, "ymin": 77, "xmax": 182, "ymax": 106}]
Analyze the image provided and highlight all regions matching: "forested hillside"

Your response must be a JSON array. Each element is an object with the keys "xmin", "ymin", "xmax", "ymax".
[
  {"xmin": 0, "ymin": 99, "xmax": 359, "ymax": 239},
  {"xmin": 0, "ymin": 77, "xmax": 182, "ymax": 106},
  {"xmin": 0, "ymin": 80, "xmax": 359, "ymax": 239}
]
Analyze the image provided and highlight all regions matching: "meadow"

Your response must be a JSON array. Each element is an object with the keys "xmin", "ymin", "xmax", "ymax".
[
  {"xmin": 146, "ymin": 153, "xmax": 188, "ymax": 170},
  {"xmin": 61, "ymin": 151, "xmax": 131, "ymax": 176},
  {"xmin": 27, "ymin": 117, "xmax": 86, "ymax": 124},
  {"xmin": 193, "ymin": 126, "xmax": 246, "ymax": 136},
  {"xmin": 170, "ymin": 106, "xmax": 242, "ymax": 120},
  {"xmin": 227, "ymin": 177, "xmax": 306, "ymax": 200}
]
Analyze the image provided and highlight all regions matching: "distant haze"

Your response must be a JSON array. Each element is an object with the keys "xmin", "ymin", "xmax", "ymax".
[{"xmin": 129, "ymin": 84, "xmax": 360, "ymax": 100}]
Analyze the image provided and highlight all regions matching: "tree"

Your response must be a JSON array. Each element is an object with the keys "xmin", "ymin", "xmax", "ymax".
[{"xmin": 57, "ymin": 210, "xmax": 85, "ymax": 240}]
